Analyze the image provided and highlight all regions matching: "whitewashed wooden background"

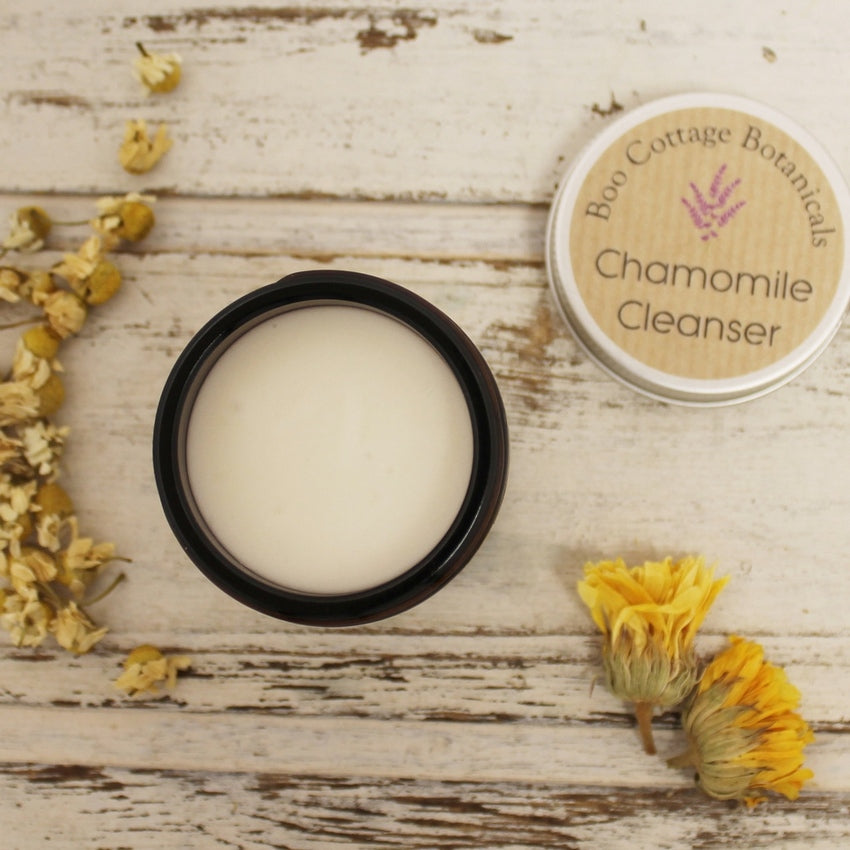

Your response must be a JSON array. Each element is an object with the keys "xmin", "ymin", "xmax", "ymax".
[{"xmin": 2, "ymin": 1, "xmax": 850, "ymax": 847}]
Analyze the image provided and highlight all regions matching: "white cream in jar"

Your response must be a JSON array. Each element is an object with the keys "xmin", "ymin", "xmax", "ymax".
[{"xmin": 185, "ymin": 305, "xmax": 474, "ymax": 595}]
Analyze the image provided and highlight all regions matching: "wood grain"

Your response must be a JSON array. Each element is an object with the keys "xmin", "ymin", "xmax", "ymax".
[
  {"xmin": 2, "ymin": 1, "xmax": 850, "ymax": 846},
  {"xmin": 2, "ymin": 2, "xmax": 850, "ymax": 201}
]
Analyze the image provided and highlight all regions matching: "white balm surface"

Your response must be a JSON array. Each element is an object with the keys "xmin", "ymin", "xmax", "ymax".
[{"xmin": 186, "ymin": 305, "xmax": 475, "ymax": 595}]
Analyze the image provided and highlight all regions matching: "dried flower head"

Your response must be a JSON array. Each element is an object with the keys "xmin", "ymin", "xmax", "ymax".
[
  {"xmin": 0, "ymin": 590, "xmax": 52, "ymax": 647},
  {"xmin": 114, "ymin": 644, "xmax": 192, "ymax": 697},
  {"xmin": 2, "ymin": 206, "xmax": 52, "ymax": 253},
  {"xmin": 118, "ymin": 119, "xmax": 173, "ymax": 174},
  {"xmin": 0, "ymin": 267, "xmax": 23, "ymax": 302},
  {"xmin": 578, "ymin": 556, "xmax": 728, "ymax": 753},
  {"xmin": 0, "ymin": 381, "xmax": 40, "ymax": 427},
  {"xmin": 43, "ymin": 290, "xmax": 88, "ymax": 339},
  {"xmin": 52, "ymin": 234, "xmax": 121, "ymax": 305},
  {"xmin": 50, "ymin": 599, "xmax": 108, "ymax": 654},
  {"xmin": 94, "ymin": 193, "xmax": 156, "ymax": 243},
  {"xmin": 21, "ymin": 325, "xmax": 61, "ymax": 361},
  {"xmin": 56, "ymin": 516, "xmax": 116, "ymax": 597},
  {"xmin": 18, "ymin": 270, "xmax": 56, "ymax": 307},
  {"xmin": 35, "ymin": 373, "xmax": 65, "ymax": 417},
  {"xmin": 133, "ymin": 43, "xmax": 182, "ymax": 94},
  {"xmin": 669, "ymin": 636, "xmax": 814, "ymax": 807},
  {"xmin": 11, "ymin": 341, "xmax": 53, "ymax": 391}
]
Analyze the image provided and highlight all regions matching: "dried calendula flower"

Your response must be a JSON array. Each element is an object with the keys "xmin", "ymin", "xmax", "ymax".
[
  {"xmin": 114, "ymin": 644, "xmax": 192, "ymax": 697},
  {"xmin": 118, "ymin": 119, "xmax": 173, "ymax": 174},
  {"xmin": 578, "ymin": 556, "xmax": 728, "ymax": 754},
  {"xmin": 133, "ymin": 42, "xmax": 182, "ymax": 94},
  {"xmin": 669, "ymin": 636, "xmax": 814, "ymax": 807},
  {"xmin": 2, "ymin": 206, "xmax": 52, "ymax": 253},
  {"xmin": 93, "ymin": 193, "xmax": 156, "ymax": 243},
  {"xmin": 50, "ymin": 599, "xmax": 108, "ymax": 654}
]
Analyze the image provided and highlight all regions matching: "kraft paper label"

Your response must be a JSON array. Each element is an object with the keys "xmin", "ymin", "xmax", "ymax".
[{"xmin": 568, "ymin": 106, "xmax": 844, "ymax": 379}]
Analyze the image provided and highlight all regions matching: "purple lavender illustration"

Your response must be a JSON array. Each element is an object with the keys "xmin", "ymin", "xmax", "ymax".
[{"xmin": 681, "ymin": 164, "xmax": 746, "ymax": 241}]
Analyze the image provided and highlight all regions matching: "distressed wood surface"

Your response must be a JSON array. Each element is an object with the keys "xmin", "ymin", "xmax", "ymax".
[{"xmin": 2, "ymin": 2, "xmax": 850, "ymax": 848}]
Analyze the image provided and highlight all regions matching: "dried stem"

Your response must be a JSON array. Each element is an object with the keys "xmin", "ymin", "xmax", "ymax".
[
  {"xmin": 84, "ymin": 571, "xmax": 127, "ymax": 606},
  {"xmin": 634, "ymin": 701, "xmax": 657, "ymax": 755},
  {"xmin": 0, "ymin": 315, "xmax": 43, "ymax": 330},
  {"xmin": 667, "ymin": 748, "xmax": 696, "ymax": 770}
]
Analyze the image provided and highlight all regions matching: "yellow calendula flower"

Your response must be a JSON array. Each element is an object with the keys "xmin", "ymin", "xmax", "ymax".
[
  {"xmin": 669, "ymin": 635, "xmax": 814, "ymax": 807},
  {"xmin": 578, "ymin": 556, "xmax": 728, "ymax": 753},
  {"xmin": 118, "ymin": 119, "xmax": 173, "ymax": 174}
]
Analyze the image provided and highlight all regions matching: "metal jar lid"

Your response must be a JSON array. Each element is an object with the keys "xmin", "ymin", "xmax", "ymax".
[{"xmin": 546, "ymin": 93, "xmax": 850, "ymax": 405}]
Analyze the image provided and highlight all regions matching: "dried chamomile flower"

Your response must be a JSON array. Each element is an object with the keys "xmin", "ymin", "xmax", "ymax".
[
  {"xmin": 118, "ymin": 119, "xmax": 173, "ymax": 174},
  {"xmin": 133, "ymin": 43, "xmax": 182, "ymax": 94},
  {"xmin": 35, "ymin": 373, "xmax": 65, "ymax": 418},
  {"xmin": 20, "ymin": 420, "xmax": 68, "ymax": 478},
  {"xmin": 0, "ymin": 432, "xmax": 23, "ymax": 470},
  {"xmin": 8, "ymin": 547, "xmax": 58, "ymax": 601},
  {"xmin": 0, "ymin": 381, "xmax": 40, "ymax": 427},
  {"xmin": 18, "ymin": 270, "xmax": 56, "ymax": 306},
  {"xmin": 43, "ymin": 290, "xmax": 88, "ymax": 339},
  {"xmin": 2, "ymin": 206, "xmax": 52, "ymax": 253},
  {"xmin": 94, "ymin": 193, "xmax": 156, "ymax": 243},
  {"xmin": 578, "ymin": 556, "xmax": 728, "ymax": 754},
  {"xmin": 35, "ymin": 510, "xmax": 63, "ymax": 553},
  {"xmin": 53, "ymin": 235, "xmax": 121, "ymax": 306},
  {"xmin": 0, "ymin": 476, "xmax": 37, "ymax": 552},
  {"xmin": 0, "ymin": 267, "xmax": 23, "ymax": 302},
  {"xmin": 30, "ymin": 483, "xmax": 73, "ymax": 553},
  {"xmin": 0, "ymin": 590, "xmax": 52, "ymax": 647},
  {"xmin": 50, "ymin": 599, "xmax": 108, "ymax": 654},
  {"xmin": 21, "ymin": 325, "xmax": 61, "ymax": 360},
  {"xmin": 83, "ymin": 260, "xmax": 122, "ymax": 306},
  {"xmin": 114, "ymin": 644, "xmax": 192, "ymax": 697},
  {"xmin": 34, "ymin": 482, "xmax": 74, "ymax": 518},
  {"xmin": 56, "ymin": 516, "xmax": 116, "ymax": 597},
  {"xmin": 669, "ymin": 636, "xmax": 814, "ymax": 807},
  {"xmin": 11, "ymin": 339, "xmax": 54, "ymax": 390},
  {"xmin": 0, "ymin": 266, "xmax": 56, "ymax": 308}
]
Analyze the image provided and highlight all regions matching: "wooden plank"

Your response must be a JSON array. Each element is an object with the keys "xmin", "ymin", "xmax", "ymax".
[
  {"xmin": 0, "ymin": 703, "xmax": 844, "ymax": 790},
  {"xmin": 1, "ymin": 2, "xmax": 849, "ymax": 201},
  {"xmin": 1, "ymin": 213, "xmax": 848, "ymax": 642},
  {"xmin": 0, "ymin": 193, "xmax": 548, "ymax": 262},
  {"xmin": 3, "ymin": 766, "xmax": 850, "ymax": 850},
  {"xmin": 37, "ymin": 247, "xmax": 850, "ymax": 640}
]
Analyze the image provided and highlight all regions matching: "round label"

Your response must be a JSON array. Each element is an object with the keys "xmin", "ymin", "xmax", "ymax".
[{"xmin": 548, "ymin": 94, "xmax": 850, "ymax": 403}]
